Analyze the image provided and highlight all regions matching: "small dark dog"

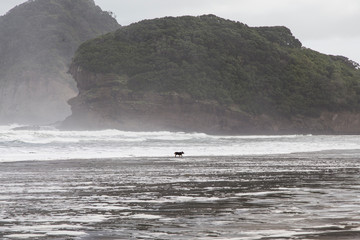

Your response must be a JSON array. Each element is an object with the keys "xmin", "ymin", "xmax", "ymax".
[{"xmin": 174, "ymin": 151, "xmax": 184, "ymax": 157}]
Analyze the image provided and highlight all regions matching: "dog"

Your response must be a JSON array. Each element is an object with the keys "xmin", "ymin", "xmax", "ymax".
[{"xmin": 174, "ymin": 151, "xmax": 184, "ymax": 157}]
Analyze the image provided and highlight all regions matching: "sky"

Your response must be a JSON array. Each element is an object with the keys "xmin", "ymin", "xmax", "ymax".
[{"xmin": 1, "ymin": 0, "xmax": 359, "ymax": 64}]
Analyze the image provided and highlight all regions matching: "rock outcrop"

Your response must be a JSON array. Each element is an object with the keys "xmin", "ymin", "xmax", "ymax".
[
  {"xmin": 63, "ymin": 66, "xmax": 360, "ymax": 134},
  {"xmin": 63, "ymin": 15, "xmax": 360, "ymax": 134}
]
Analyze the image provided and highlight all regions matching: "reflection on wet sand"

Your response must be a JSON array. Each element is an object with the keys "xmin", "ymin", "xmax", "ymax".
[{"xmin": 1, "ymin": 153, "xmax": 360, "ymax": 239}]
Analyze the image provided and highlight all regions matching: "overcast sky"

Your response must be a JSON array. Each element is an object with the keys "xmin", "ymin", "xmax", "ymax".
[{"xmin": 1, "ymin": 0, "xmax": 359, "ymax": 64}]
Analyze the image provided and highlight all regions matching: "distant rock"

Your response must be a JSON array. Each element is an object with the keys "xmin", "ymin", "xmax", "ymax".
[{"xmin": 0, "ymin": 0, "xmax": 120, "ymax": 124}]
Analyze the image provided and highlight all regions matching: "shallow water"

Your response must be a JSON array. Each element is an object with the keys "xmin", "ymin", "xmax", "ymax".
[{"xmin": 1, "ymin": 152, "xmax": 360, "ymax": 239}]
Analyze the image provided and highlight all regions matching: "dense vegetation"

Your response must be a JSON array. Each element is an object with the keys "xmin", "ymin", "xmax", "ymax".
[
  {"xmin": 0, "ymin": 0, "xmax": 119, "ymax": 123},
  {"xmin": 73, "ymin": 15, "xmax": 360, "ymax": 117}
]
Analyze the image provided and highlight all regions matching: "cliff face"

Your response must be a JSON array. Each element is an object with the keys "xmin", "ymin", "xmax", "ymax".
[
  {"xmin": 0, "ymin": 0, "xmax": 119, "ymax": 124},
  {"xmin": 64, "ymin": 15, "xmax": 360, "ymax": 134},
  {"xmin": 63, "ymin": 66, "xmax": 360, "ymax": 134},
  {"xmin": 62, "ymin": 66, "xmax": 253, "ymax": 134}
]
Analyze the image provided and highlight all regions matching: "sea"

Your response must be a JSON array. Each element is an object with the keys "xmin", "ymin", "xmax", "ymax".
[
  {"xmin": 1, "ymin": 124, "xmax": 360, "ymax": 239},
  {"xmin": 1, "ymin": 124, "xmax": 360, "ymax": 162}
]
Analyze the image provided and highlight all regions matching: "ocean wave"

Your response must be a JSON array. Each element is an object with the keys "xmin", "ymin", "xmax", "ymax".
[{"xmin": 1, "ymin": 125, "xmax": 360, "ymax": 162}]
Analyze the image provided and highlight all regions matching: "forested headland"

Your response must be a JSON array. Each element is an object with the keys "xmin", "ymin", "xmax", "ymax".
[{"xmin": 65, "ymin": 15, "xmax": 360, "ymax": 134}]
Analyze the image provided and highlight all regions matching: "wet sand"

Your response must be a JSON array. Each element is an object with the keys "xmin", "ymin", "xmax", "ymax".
[{"xmin": 1, "ymin": 152, "xmax": 360, "ymax": 239}]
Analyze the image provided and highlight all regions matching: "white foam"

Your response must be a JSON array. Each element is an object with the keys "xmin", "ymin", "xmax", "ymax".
[
  {"xmin": 1, "ymin": 124, "xmax": 360, "ymax": 162},
  {"xmin": 166, "ymin": 196, "xmax": 222, "ymax": 202},
  {"xmin": 4, "ymin": 234, "xmax": 45, "ymax": 239},
  {"xmin": 85, "ymin": 205, "xmax": 131, "ymax": 211},
  {"xmin": 46, "ymin": 230, "xmax": 87, "ymax": 236},
  {"xmin": 235, "ymin": 191, "xmax": 291, "ymax": 197},
  {"xmin": 0, "ymin": 224, "xmax": 80, "ymax": 232},
  {"xmin": 69, "ymin": 214, "xmax": 111, "ymax": 223},
  {"xmin": 130, "ymin": 214, "xmax": 163, "ymax": 219}
]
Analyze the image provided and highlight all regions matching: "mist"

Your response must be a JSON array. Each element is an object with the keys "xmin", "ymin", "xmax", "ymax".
[{"xmin": 0, "ymin": 0, "xmax": 119, "ymax": 125}]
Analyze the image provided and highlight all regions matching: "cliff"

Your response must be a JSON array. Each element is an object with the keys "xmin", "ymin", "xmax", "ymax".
[
  {"xmin": 0, "ymin": 0, "xmax": 119, "ymax": 124},
  {"xmin": 63, "ymin": 15, "xmax": 360, "ymax": 134}
]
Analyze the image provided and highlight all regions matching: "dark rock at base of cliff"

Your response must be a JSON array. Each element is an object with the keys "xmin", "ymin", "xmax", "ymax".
[
  {"xmin": 61, "ymin": 71, "xmax": 360, "ymax": 134},
  {"xmin": 62, "ymin": 98, "xmax": 360, "ymax": 134}
]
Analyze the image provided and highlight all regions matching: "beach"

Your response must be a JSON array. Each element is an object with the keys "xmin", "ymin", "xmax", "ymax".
[{"xmin": 1, "ymin": 152, "xmax": 360, "ymax": 239}]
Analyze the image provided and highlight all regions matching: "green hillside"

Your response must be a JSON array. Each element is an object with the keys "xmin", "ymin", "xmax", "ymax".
[{"xmin": 68, "ymin": 15, "xmax": 360, "ymax": 133}]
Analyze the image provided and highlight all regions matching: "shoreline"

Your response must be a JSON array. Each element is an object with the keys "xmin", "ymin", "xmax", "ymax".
[{"xmin": 2, "ymin": 148, "xmax": 360, "ymax": 165}]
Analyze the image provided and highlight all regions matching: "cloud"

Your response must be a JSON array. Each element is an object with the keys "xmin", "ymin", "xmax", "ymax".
[
  {"xmin": 0, "ymin": 0, "xmax": 27, "ymax": 15},
  {"xmin": 96, "ymin": 0, "xmax": 360, "ymax": 38},
  {"xmin": 303, "ymin": 36, "xmax": 360, "ymax": 63},
  {"xmin": 203, "ymin": 0, "xmax": 360, "ymax": 40},
  {"xmin": 1, "ymin": 0, "xmax": 359, "ymax": 63}
]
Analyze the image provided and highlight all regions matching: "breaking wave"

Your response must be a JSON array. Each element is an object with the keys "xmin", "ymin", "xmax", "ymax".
[{"xmin": 1, "ymin": 124, "xmax": 360, "ymax": 162}]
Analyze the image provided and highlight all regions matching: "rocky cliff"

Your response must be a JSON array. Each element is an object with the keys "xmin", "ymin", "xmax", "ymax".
[
  {"xmin": 63, "ymin": 65, "xmax": 360, "ymax": 134},
  {"xmin": 63, "ymin": 15, "xmax": 360, "ymax": 134},
  {"xmin": 0, "ymin": 0, "xmax": 119, "ymax": 124}
]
